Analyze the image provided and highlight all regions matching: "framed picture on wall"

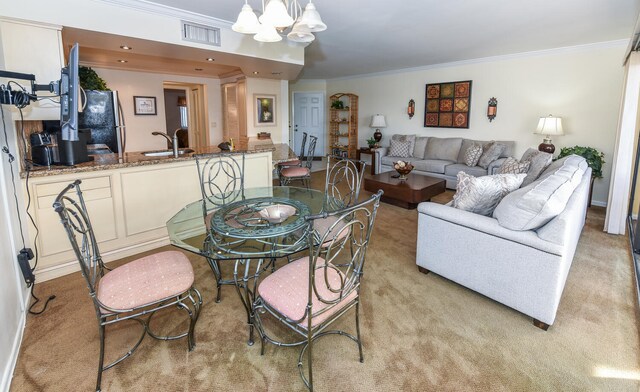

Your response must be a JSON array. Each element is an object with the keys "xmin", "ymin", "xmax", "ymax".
[
  {"xmin": 134, "ymin": 96, "xmax": 157, "ymax": 115},
  {"xmin": 424, "ymin": 80, "xmax": 472, "ymax": 128},
  {"xmin": 254, "ymin": 94, "xmax": 276, "ymax": 127}
]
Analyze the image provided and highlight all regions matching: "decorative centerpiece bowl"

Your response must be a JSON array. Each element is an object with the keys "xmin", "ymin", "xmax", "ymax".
[
  {"xmin": 259, "ymin": 204, "xmax": 296, "ymax": 224},
  {"xmin": 394, "ymin": 160, "xmax": 414, "ymax": 180}
]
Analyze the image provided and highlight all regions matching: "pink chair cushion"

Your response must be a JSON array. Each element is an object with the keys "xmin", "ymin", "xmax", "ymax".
[
  {"xmin": 313, "ymin": 215, "xmax": 349, "ymax": 247},
  {"xmin": 258, "ymin": 256, "xmax": 357, "ymax": 329},
  {"xmin": 97, "ymin": 251, "xmax": 194, "ymax": 312},
  {"xmin": 280, "ymin": 166, "xmax": 310, "ymax": 178},
  {"xmin": 277, "ymin": 159, "xmax": 301, "ymax": 167}
]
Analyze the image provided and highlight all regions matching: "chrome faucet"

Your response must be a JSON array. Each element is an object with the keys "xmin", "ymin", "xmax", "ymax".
[{"xmin": 151, "ymin": 131, "xmax": 179, "ymax": 158}]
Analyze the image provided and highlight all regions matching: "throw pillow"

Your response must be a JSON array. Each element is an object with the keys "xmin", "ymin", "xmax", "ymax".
[
  {"xmin": 463, "ymin": 143, "xmax": 483, "ymax": 167},
  {"xmin": 388, "ymin": 139, "xmax": 412, "ymax": 158},
  {"xmin": 452, "ymin": 172, "xmax": 526, "ymax": 216},
  {"xmin": 477, "ymin": 141, "xmax": 506, "ymax": 169},
  {"xmin": 498, "ymin": 157, "xmax": 531, "ymax": 174},
  {"xmin": 391, "ymin": 134, "xmax": 416, "ymax": 157},
  {"xmin": 520, "ymin": 148, "xmax": 553, "ymax": 187}
]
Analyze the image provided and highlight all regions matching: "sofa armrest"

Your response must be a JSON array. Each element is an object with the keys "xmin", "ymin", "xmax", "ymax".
[
  {"xmin": 417, "ymin": 202, "xmax": 563, "ymax": 256},
  {"xmin": 373, "ymin": 147, "xmax": 388, "ymax": 174},
  {"xmin": 488, "ymin": 157, "xmax": 508, "ymax": 175}
]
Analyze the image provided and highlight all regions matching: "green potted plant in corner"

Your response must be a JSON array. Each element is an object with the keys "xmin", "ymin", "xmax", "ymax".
[
  {"xmin": 79, "ymin": 66, "xmax": 110, "ymax": 91},
  {"xmin": 557, "ymin": 146, "xmax": 605, "ymax": 206}
]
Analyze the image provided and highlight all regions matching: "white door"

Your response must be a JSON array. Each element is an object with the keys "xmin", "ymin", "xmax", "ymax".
[{"xmin": 293, "ymin": 92, "xmax": 324, "ymax": 157}]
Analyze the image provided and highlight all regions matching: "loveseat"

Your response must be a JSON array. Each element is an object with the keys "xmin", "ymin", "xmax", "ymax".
[
  {"xmin": 374, "ymin": 136, "xmax": 515, "ymax": 188},
  {"xmin": 415, "ymin": 155, "xmax": 591, "ymax": 329}
]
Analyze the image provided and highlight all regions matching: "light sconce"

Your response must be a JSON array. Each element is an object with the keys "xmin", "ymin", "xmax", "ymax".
[
  {"xmin": 408, "ymin": 99, "xmax": 415, "ymax": 119},
  {"xmin": 487, "ymin": 97, "xmax": 497, "ymax": 122}
]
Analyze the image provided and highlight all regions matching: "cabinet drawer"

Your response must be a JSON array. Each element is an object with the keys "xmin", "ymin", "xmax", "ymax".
[
  {"xmin": 37, "ymin": 186, "xmax": 112, "ymax": 209},
  {"xmin": 35, "ymin": 176, "xmax": 111, "ymax": 197}
]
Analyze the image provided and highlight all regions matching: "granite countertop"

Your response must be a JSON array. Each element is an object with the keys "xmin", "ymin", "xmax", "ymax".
[{"xmin": 23, "ymin": 138, "xmax": 297, "ymax": 178}]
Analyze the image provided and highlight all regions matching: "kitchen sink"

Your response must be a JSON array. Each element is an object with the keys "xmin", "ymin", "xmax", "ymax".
[{"xmin": 142, "ymin": 148, "xmax": 194, "ymax": 157}]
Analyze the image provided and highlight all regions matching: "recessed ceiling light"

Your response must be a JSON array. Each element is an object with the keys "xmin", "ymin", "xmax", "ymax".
[
  {"xmin": 271, "ymin": 72, "xmax": 282, "ymax": 75},
  {"xmin": 253, "ymin": 71, "xmax": 259, "ymax": 75},
  {"xmin": 195, "ymin": 68, "xmax": 203, "ymax": 71},
  {"xmin": 120, "ymin": 45, "xmax": 132, "ymax": 50},
  {"xmin": 206, "ymin": 58, "xmax": 214, "ymax": 62},
  {"xmin": 117, "ymin": 59, "xmax": 128, "ymax": 63}
]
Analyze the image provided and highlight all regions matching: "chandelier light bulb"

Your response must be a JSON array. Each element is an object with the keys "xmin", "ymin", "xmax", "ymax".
[
  {"xmin": 287, "ymin": 22, "xmax": 315, "ymax": 43},
  {"xmin": 232, "ymin": 3, "xmax": 261, "ymax": 34},
  {"xmin": 259, "ymin": 0, "xmax": 295, "ymax": 29},
  {"xmin": 254, "ymin": 24, "xmax": 283, "ymax": 42},
  {"xmin": 297, "ymin": 1, "xmax": 327, "ymax": 32}
]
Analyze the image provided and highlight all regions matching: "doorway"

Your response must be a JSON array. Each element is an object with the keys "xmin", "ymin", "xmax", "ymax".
[
  {"xmin": 163, "ymin": 82, "xmax": 209, "ymax": 149},
  {"xmin": 293, "ymin": 92, "xmax": 325, "ymax": 157}
]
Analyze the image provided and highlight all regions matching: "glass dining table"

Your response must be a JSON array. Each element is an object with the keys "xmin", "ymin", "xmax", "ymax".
[{"xmin": 166, "ymin": 186, "xmax": 328, "ymax": 345}]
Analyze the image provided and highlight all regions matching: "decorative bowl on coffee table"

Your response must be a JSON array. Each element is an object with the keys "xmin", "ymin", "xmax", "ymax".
[{"xmin": 394, "ymin": 161, "xmax": 414, "ymax": 180}]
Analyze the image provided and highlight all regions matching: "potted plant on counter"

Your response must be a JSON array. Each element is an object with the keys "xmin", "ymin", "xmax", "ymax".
[{"xmin": 557, "ymin": 146, "xmax": 605, "ymax": 206}]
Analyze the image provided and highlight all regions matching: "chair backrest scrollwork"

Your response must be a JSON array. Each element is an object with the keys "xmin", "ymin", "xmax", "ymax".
[
  {"xmin": 303, "ymin": 136, "xmax": 318, "ymax": 170},
  {"xmin": 196, "ymin": 153, "xmax": 245, "ymax": 218},
  {"xmin": 324, "ymin": 155, "xmax": 366, "ymax": 212}
]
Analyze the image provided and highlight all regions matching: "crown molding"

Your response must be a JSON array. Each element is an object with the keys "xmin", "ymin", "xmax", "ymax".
[
  {"xmin": 328, "ymin": 39, "xmax": 630, "ymax": 81},
  {"xmin": 96, "ymin": 0, "xmax": 233, "ymax": 28}
]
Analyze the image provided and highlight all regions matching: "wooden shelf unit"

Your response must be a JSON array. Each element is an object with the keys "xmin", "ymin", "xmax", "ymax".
[{"xmin": 329, "ymin": 93, "xmax": 358, "ymax": 159}]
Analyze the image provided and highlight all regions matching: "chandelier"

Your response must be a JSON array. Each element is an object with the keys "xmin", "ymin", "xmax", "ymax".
[{"xmin": 232, "ymin": 0, "xmax": 327, "ymax": 43}]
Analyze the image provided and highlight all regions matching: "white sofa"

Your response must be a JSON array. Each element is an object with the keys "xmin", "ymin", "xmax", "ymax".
[{"xmin": 415, "ymin": 155, "xmax": 591, "ymax": 329}]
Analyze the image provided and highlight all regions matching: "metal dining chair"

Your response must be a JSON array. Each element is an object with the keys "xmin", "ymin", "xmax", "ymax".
[
  {"xmin": 280, "ymin": 135, "xmax": 318, "ymax": 188},
  {"xmin": 196, "ymin": 152, "xmax": 245, "ymax": 303},
  {"xmin": 252, "ymin": 190, "xmax": 383, "ymax": 391},
  {"xmin": 277, "ymin": 131, "xmax": 308, "ymax": 177},
  {"xmin": 53, "ymin": 180, "xmax": 202, "ymax": 392}
]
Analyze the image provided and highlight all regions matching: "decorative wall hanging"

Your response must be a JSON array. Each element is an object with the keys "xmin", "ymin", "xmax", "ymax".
[
  {"xmin": 254, "ymin": 94, "xmax": 276, "ymax": 126},
  {"xmin": 134, "ymin": 96, "xmax": 157, "ymax": 115},
  {"xmin": 408, "ymin": 99, "xmax": 415, "ymax": 119},
  {"xmin": 424, "ymin": 80, "xmax": 472, "ymax": 128},
  {"xmin": 487, "ymin": 97, "xmax": 497, "ymax": 122}
]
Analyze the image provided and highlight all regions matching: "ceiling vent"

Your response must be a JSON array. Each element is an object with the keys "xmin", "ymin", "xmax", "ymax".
[{"xmin": 181, "ymin": 21, "xmax": 221, "ymax": 46}]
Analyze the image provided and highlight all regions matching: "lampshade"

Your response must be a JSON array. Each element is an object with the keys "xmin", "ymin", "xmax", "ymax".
[
  {"xmin": 297, "ymin": 1, "xmax": 327, "ymax": 32},
  {"xmin": 535, "ymin": 115, "xmax": 564, "ymax": 136},
  {"xmin": 232, "ymin": 3, "xmax": 261, "ymax": 34},
  {"xmin": 254, "ymin": 24, "xmax": 283, "ymax": 42},
  {"xmin": 287, "ymin": 22, "xmax": 315, "ymax": 43},
  {"xmin": 370, "ymin": 114, "xmax": 387, "ymax": 128},
  {"xmin": 259, "ymin": 0, "xmax": 295, "ymax": 29}
]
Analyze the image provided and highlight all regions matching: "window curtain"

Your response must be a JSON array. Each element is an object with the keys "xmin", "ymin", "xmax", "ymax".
[{"xmin": 605, "ymin": 52, "xmax": 640, "ymax": 234}]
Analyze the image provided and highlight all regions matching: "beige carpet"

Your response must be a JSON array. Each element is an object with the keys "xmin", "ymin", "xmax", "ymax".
[{"xmin": 10, "ymin": 171, "xmax": 640, "ymax": 391}]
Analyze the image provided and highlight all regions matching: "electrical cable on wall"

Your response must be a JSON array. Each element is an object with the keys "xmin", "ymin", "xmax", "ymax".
[{"xmin": 0, "ymin": 97, "xmax": 55, "ymax": 315}]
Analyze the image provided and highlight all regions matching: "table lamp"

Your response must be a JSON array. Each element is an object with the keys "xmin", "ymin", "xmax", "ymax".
[
  {"xmin": 534, "ymin": 115, "xmax": 564, "ymax": 153},
  {"xmin": 370, "ymin": 114, "xmax": 386, "ymax": 143}
]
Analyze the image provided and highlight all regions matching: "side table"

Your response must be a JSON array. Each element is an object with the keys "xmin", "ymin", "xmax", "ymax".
[{"xmin": 356, "ymin": 148, "xmax": 377, "ymax": 175}]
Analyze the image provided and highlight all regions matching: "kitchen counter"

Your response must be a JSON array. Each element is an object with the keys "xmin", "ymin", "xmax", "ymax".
[{"xmin": 22, "ymin": 138, "xmax": 296, "ymax": 178}]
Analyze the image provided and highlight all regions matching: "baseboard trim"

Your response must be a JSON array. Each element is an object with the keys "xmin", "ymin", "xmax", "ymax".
[
  {"xmin": 0, "ymin": 294, "xmax": 28, "ymax": 392},
  {"xmin": 35, "ymin": 236, "xmax": 171, "ymax": 282},
  {"xmin": 591, "ymin": 200, "xmax": 607, "ymax": 208}
]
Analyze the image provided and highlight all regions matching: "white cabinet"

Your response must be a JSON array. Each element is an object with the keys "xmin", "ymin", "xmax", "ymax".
[
  {"xmin": 24, "ymin": 152, "xmax": 273, "ymax": 281},
  {"xmin": 0, "ymin": 18, "xmax": 63, "ymax": 120}
]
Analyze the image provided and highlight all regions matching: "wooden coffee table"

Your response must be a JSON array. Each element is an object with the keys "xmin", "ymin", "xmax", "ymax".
[{"xmin": 364, "ymin": 172, "xmax": 446, "ymax": 209}]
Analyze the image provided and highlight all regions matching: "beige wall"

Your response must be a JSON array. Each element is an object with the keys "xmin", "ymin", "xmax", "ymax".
[
  {"xmin": 245, "ymin": 77, "xmax": 288, "ymax": 143},
  {"xmin": 91, "ymin": 67, "xmax": 222, "ymax": 152},
  {"xmin": 325, "ymin": 42, "xmax": 627, "ymax": 205}
]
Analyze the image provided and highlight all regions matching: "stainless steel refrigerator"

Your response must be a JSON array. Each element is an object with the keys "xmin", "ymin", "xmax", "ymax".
[{"xmin": 79, "ymin": 90, "xmax": 126, "ymax": 155}]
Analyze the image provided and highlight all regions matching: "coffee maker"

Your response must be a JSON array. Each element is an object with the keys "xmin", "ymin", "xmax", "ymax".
[
  {"xmin": 31, "ymin": 121, "xmax": 93, "ymax": 166},
  {"xmin": 30, "ymin": 132, "xmax": 56, "ymax": 166}
]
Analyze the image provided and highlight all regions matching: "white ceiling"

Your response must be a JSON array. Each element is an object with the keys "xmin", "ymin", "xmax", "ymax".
[
  {"xmin": 66, "ymin": 0, "xmax": 639, "ymax": 80},
  {"xmin": 144, "ymin": 0, "xmax": 640, "ymax": 79}
]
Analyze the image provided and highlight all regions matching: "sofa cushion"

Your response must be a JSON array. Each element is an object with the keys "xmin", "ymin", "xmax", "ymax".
[
  {"xmin": 444, "ymin": 163, "xmax": 488, "ymax": 178},
  {"xmin": 498, "ymin": 157, "xmax": 531, "ymax": 174},
  {"xmin": 452, "ymin": 172, "xmax": 526, "ymax": 216},
  {"xmin": 492, "ymin": 155, "xmax": 588, "ymax": 231},
  {"xmin": 464, "ymin": 143, "xmax": 483, "ymax": 167},
  {"xmin": 424, "ymin": 137, "xmax": 463, "ymax": 161},
  {"xmin": 457, "ymin": 139, "xmax": 514, "ymax": 163},
  {"xmin": 388, "ymin": 139, "xmax": 412, "ymax": 158},
  {"xmin": 412, "ymin": 159, "xmax": 454, "ymax": 174},
  {"xmin": 391, "ymin": 134, "xmax": 416, "ymax": 157},
  {"xmin": 413, "ymin": 136, "xmax": 430, "ymax": 159},
  {"xmin": 477, "ymin": 141, "xmax": 506, "ymax": 169},
  {"xmin": 520, "ymin": 148, "xmax": 553, "ymax": 187}
]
